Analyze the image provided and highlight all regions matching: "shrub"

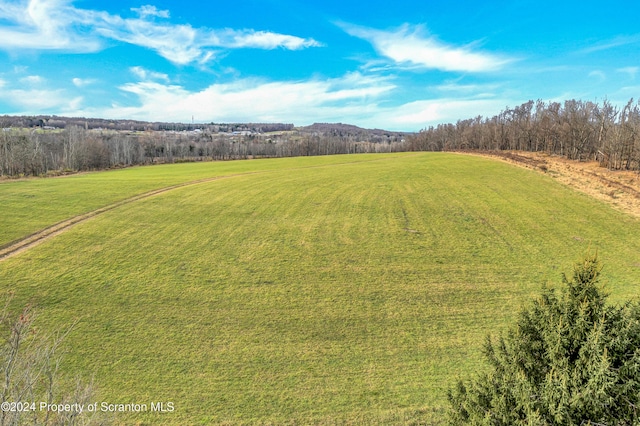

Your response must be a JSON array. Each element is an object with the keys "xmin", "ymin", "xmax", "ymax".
[{"xmin": 448, "ymin": 253, "xmax": 640, "ymax": 425}]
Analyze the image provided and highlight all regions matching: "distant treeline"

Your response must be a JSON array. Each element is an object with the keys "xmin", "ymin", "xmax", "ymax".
[
  {"xmin": 0, "ymin": 125, "xmax": 407, "ymax": 177},
  {"xmin": 0, "ymin": 114, "xmax": 294, "ymax": 133},
  {"xmin": 3, "ymin": 98, "xmax": 640, "ymax": 177},
  {"xmin": 407, "ymin": 98, "xmax": 640, "ymax": 171}
]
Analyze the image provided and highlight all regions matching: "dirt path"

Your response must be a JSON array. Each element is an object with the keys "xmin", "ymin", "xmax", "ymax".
[
  {"xmin": 0, "ymin": 154, "xmax": 424, "ymax": 263},
  {"xmin": 0, "ymin": 173, "xmax": 257, "ymax": 262},
  {"xmin": 7, "ymin": 150, "xmax": 631, "ymax": 262},
  {"xmin": 460, "ymin": 150, "xmax": 640, "ymax": 218}
]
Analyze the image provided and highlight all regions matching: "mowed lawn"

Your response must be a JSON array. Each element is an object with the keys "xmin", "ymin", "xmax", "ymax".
[{"xmin": 1, "ymin": 152, "xmax": 640, "ymax": 424}]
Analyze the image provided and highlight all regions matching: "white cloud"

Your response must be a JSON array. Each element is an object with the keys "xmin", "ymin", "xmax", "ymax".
[
  {"xmin": 581, "ymin": 35, "xmax": 640, "ymax": 54},
  {"xmin": 97, "ymin": 22, "xmax": 322, "ymax": 64},
  {"xmin": 95, "ymin": 18, "xmax": 208, "ymax": 64},
  {"xmin": 59, "ymin": 71, "xmax": 516, "ymax": 131},
  {"xmin": 19, "ymin": 75, "xmax": 44, "ymax": 84},
  {"xmin": 0, "ymin": 0, "xmax": 102, "ymax": 51},
  {"xmin": 384, "ymin": 98, "xmax": 509, "ymax": 127},
  {"xmin": 0, "ymin": 66, "xmax": 518, "ymax": 131},
  {"xmin": 72, "ymin": 77, "xmax": 97, "ymax": 87},
  {"xmin": 0, "ymin": 0, "xmax": 321, "ymax": 64},
  {"xmin": 222, "ymin": 30, "xmax": 323, "ymax": 50},
  {"xmin": 131, "ymin": 5, "xmax": 170, "ymax": 19},
  {"xmin": 1, "ymin": 88, "xmax": 83, "ymax": 111},
  {"xmin": 68, "ymin": 72, "xmax": 394, "ymax": 125},
  {"xmin": 129, "ymin": 66, "xmax": 169, "ymax": 82},
  {"xmin": 340, "ymin": 23, "xmax": 511, "ymax": 72}
]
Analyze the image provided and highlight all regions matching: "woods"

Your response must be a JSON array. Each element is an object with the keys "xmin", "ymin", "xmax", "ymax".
[
  {"xmin": 408, "ymin": 98, "xmax": 640, "ymax": 171},
  {"xmin": 2, "ymin": 97, "xmax": 640, "ymax": 177},
  {"xmin": 0, "ymin": 123, "xmax": 407, "ymax": 177}
]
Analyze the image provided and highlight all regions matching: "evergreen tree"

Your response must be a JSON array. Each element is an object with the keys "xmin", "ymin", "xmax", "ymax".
[{"xmin": 448, "ymin": 253, "xmax": 640, "ymax": 425}]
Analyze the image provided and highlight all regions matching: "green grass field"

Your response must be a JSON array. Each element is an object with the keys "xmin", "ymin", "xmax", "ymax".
[
  {"xmin": 1, "ymin": 152, "xmax": 639, "ymax": 424},
  {"xmin": 0, "ymin": 154, "xmax": 389, "ymax": 247}
]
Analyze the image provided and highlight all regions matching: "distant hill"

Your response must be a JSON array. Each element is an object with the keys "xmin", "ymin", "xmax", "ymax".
[
  {"xmin": 0, "ymin": 115, "xmax": 408, "ymax": 137},
  {"xmin": 297, "ymin": 123, "xmax": 407, "ymax": 138},
  {"xmin": 0, "ymin": 114, "xmax": 296, "ymax": 133}
]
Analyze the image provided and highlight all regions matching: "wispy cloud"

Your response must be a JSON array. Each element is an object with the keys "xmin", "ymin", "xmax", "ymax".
[
  {"xmin": 340, "ymin": 23, "xmax": 511, "ymax": 72},
  {"xmin": 0, "ymin": 67, "xmax": 84, "ymax": 112},
  {"xmin": 0, "ymin": 87, "xmax": 83, "ymax": 111},
  {"xmin": 63, "ymin": 71, "xmax": 515, "ymax": 130},
  {"xmin": 0, "ymin": 0, "xmax": 322, "ymax": 64},
  {"xmin": 219, "ymin": 30, "xmax": 323, "ymax": 50},
  {"xmin": 19, "ymin": 75, "xmax": 44, "ymax": 85},
  {"xmin": 580, "ymin": 34, "xmax": 640, "ymax": 54},
  {"xmin": 68, "ymin": 72, "xmax": 395, "ymax": 124},
  {"xmin": 72, "ymin": 77, "xmax": 97, "ymax": 87},
  {"xmin": 617, "ymin": 67, "xmax": 639, "ymax": 80},
  {"xmin": 0, "ymin": 0, "xmax": 101, "ymax": 51},
  {"xmin": 93, "ymin": 17, "xmax": 211, "ymax": 65},
  {"xmin": 588, "ymin": 70, "xmax": 606, "ymax": 81},
  {"xmin": 130, "ymin": 66, "xmax": 169, "ymax": 82},
  {"xmin": 385, "ymin": 98, "xmax": 509, "ymax": 126},
  {"xmin": 617, "ymin": 85, "xmax": 640, "ymax": 99},
  {"xmin": 96, "ymin": 21, "xmax": 322, "ymax": 64},
  {"xmin": 131, "ymin": 5, "xmax": 170, "ymax": 19}
]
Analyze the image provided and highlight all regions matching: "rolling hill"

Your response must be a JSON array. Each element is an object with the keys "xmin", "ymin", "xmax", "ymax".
[{"xmin": 1, "ymin": 152, "xmax": 639, "ymax": 424}]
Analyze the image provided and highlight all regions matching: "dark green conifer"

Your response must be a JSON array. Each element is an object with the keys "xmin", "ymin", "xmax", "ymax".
[{"xmin": 448, "ymin": 253, "xmax": 640, "ymax": 425}]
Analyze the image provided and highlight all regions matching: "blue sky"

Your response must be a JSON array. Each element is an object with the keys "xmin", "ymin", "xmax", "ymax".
[{"xmin": 0, "ymin": 0, "xmax": 638, "ymax": 131}]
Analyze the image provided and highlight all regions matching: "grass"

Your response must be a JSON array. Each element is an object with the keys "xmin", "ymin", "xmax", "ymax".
[
  {"xmin": 0, "ymin": 153, "xmax": 392, "ymax": 247},
  {"xmin": 1, "ymin": 153, "xmax": 639, "ymax": 424}
]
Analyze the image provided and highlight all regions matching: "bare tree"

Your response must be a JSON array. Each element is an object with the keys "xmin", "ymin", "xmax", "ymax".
[{"xmin": 0, "ymin": 300, "xmax": 109, "ymax": 425}]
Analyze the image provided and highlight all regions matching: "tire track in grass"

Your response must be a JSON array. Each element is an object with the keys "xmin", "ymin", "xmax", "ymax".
[
  {"xmin": 0, "ymin": 153, "xmax": 421, "ymax": 262},
  {"xmin": 0, "ymin": 173, "xmax": 263, "ymax": 262}
]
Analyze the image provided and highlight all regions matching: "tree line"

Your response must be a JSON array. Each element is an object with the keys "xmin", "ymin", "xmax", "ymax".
[
  {"xmin": 0, "ymin": 126, "xmax": 407, "ymax": 177},
  {"xmin": 3, "ymin": 97, "xmax": 639, "ymax": 177},
  {"xmin": 408, "ymin": 98, "xmax": 640, "ymax": 171},
  {"xmin": 0, "ymin": 115, "xmax": 295, "ymax": 133}
]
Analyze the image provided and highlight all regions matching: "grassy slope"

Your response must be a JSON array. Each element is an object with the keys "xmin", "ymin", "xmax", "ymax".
[
  {"xmin": 0, "ymin": 154, "xmax": 389, "ymax": 247},
  {"xmin": 1, "ymin": 153, "xmax": 639, "ymax": 424}
]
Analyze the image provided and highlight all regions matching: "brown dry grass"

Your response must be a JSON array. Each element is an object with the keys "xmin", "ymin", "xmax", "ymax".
[{"xmin": 459, "ymin": 150, "xmax": 640, "ymax": 218}]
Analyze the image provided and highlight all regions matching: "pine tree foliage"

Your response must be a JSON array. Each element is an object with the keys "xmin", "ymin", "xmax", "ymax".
[{"xmin": 448, "ymin": 254, "xmax": 640, "ymax": 425}]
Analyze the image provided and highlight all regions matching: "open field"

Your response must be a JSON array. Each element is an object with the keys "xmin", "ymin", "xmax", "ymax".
[
  {"xmin": 462, "ymin": 150, "xmax": 640, "ymax": 218},
  {"xmin": 1, "ymin": 153, "xmax": 640, "ymax": 424},
  {"xmin": 0, "ymin": 154, "xmax": 390, "ymax": 249}
]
